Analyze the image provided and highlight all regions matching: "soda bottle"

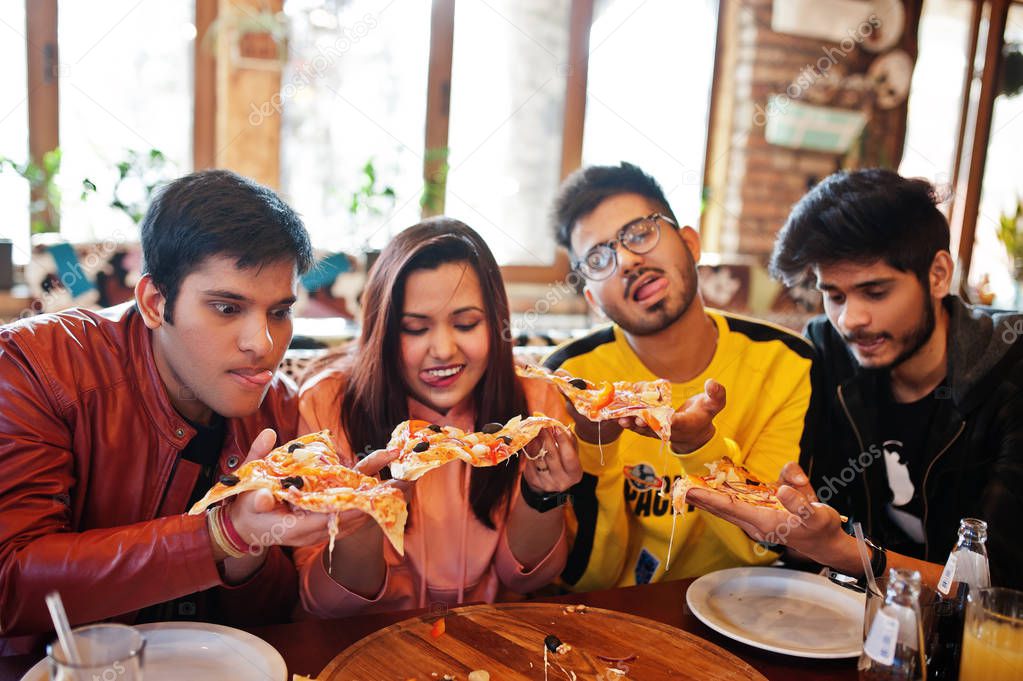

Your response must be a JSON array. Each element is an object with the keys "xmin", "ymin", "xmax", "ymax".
[
  {"xmin": 926, "ymin": 518, "xmax": 991, "ymax": 680},
  {"xmin": 860, "ymin": 568, "xmax": 927, "ymax": 681}
]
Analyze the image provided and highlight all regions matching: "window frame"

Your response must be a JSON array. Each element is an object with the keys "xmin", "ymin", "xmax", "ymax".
[{"xmin": 21, "ymin": 0, "xmax": 729, "ymax": 284}]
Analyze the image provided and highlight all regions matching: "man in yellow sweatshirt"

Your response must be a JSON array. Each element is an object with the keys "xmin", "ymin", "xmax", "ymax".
[{"xmin": 547, "ymin": 162, "xmax": 813, "ymax": 591}]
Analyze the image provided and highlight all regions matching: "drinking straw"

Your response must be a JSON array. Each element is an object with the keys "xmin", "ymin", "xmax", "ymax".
[
  {"xmin": 852, "ymin": 522, "xmax": 881, "ymax": 600},
  {"xmin": 45, "ymin": 591, "xmax": 82, "ymax": 676}
]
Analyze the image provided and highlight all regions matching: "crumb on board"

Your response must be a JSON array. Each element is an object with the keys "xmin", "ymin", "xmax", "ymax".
[{"xmin": 563, "ymin": 604, "xmax": 588, "ymax": 614}]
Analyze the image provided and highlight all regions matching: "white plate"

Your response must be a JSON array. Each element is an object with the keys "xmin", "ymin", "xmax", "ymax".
[
  {"xmin": 21, "ymin": 621, "xmax": 287, "ymax": 681},
  {"xmin": 686, "ymin": 566, "xmax": 865, "ymax": 659}
]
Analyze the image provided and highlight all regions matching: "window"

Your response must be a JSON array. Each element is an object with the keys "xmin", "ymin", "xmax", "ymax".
[
  {"xmin": 899, "ymin": 0, "xmax": 972, "ymax": 192},
  {"xmin": 974, "ymin": 5, "xmax": 1023, "ymax": 305},
  {"xmin": 280, "ymin": 0, "xmax": 429, "ymax": 254},
  {"xmin": 57, "ymin": 0, "xmax": 194, "ymax": 243},
  {"xmin": 900, "ymin": 1, "xmax": 1023, "ymax": 305},
  {"xmin": 582, "ymin": 0, "xmax": 718, "ymax": 233},
  {"xmin": 444, "ymin": 0, "xmax": 572, "ymax": 266},
  {"xmin": 0, "ymin": 0, "xmax": 30, "ymax": 264},
  {"xmin": 7, "ymin": 0, "xmax": 727, "ymax": 280}
]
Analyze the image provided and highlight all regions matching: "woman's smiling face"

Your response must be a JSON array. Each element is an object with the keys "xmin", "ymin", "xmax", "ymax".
[{"xmin": 398, "ymin": 261, "xmax": 490, "ymax": 413}]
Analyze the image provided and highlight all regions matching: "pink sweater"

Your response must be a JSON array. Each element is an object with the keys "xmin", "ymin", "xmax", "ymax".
[{"xmin": 295, "ymin": 369, "xmax": 569, "ymax": 617}]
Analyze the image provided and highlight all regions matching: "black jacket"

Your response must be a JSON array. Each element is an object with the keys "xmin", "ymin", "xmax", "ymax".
[{"xmin": 800, "ymin": 296, "xmax": 1023, "ymax": 589}]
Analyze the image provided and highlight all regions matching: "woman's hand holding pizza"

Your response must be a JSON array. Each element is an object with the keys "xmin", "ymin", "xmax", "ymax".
[
  {"xmin": 507, "ymin": 426, "xmax": 582, "ymax": 568},
  {"xmin": 520, "ymin": 426, "xmax": 583, "ymax": 496},
  {"xmin": 355, "ymin": 447, "xmax": 415, "ymax": 502}
]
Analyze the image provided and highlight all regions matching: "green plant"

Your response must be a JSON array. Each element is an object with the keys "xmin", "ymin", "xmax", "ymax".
[
  {"xmin": 997, "ymin": 199, "xmax": 1023, "ymax": 269},
  {"xmin": 348, "ymin": 158, "xmax": 396, "ymax": 219},
  {"xmin": 0, "ymin": 148, "xmax": 95, "ymax": 234},
  {"xmin": 420, "ymin": 147, "xmax": 449, "ymax": 215},
  {"xmin": 105, "ymin": 148, "xmax": 170, "ymax": 224}
]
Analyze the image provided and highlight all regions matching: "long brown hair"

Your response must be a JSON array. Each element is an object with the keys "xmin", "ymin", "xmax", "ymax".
[{"xmin": 341, "ymin": 217, "xmax": 528, "ymax": 528}]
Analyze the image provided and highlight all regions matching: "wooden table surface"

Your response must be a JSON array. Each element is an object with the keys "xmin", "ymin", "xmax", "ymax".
[
  {"xmin": 268, "ymin": 578, "xmax": 860, "ymax": 681},
  {"xmin": 0, "ymin": 578, "xmax": 859, "ymax": 681},
  {"xmin": 316, "ymin": 602, "xmax": 770, "ymax": 680}
]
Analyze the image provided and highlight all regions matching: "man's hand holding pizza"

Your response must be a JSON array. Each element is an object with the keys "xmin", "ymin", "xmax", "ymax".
[
  {"xmin": 684, "ymin": 462, "xmax": 850, "ymax": 568},
  {"xmin": 571, "ymin": 378, "xmax": 726, "ymax": 454},
  {"xmin": 214, "ymin": 429, "xmax": 335, "ymax": 581},
  {"xmin": 620, "ymin": 378, "xmax": 726, "ymax": 454}
]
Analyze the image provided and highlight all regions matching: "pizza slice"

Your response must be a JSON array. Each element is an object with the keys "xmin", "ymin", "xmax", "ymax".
[
  {"xmin": 515, "ymin": 364, "xmax": 674, "ymax": 446},
  {"xmin": 188, "ymin": 430, "xmax": 408, "ymax": 555},
  {"xmin": 386, "ymin": 414, "xmax": 571, "ymax": 481},
  {"xmin": 670, "ymin": 456, "xmax": 785, "ymax": 516}
]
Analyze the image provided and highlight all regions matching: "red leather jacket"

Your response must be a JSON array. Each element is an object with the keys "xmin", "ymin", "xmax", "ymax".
[{"xmin": 0, "ymin": 305, "xmax": 300, "ymax": 655}]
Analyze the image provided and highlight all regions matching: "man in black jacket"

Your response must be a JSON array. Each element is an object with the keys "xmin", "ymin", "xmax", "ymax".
[{"xmin": 686, "ymin": 169, "xmax": 1022, "ymax": 589}]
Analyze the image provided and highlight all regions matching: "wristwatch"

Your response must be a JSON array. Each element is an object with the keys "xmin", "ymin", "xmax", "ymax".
[
  {"xmin": 864, "ymin": 535, "xmax": 888, "ymax": 580},
  {"xmin": 519, "ymin": 476, "xmax": 567, "ymax": 513}
]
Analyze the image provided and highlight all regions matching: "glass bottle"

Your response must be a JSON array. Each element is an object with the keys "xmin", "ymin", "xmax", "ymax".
[
  {"xmin": 926, "ymin": 518, "xmax": 991, "ymax": 680},
  {"xmin": 860, "ymin": 568, "xmax": 927, "ymax": 681}
]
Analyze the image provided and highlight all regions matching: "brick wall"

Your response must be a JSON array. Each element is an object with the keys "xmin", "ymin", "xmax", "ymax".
[{"xmin": 718, "ymin": 0, "xmax": 920, "ymax": 257}]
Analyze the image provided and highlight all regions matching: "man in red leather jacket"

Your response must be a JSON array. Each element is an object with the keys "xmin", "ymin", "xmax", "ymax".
[{"xmin": 0, "ymin": 170, "xmax": 332, "ymax": 655}]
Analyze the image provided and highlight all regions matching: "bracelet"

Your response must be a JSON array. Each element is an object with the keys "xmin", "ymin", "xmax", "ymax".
[
  {"xmin": 215, "ymin": 506, "xmax": 251, "ymax": 557},
  {"xmin": 207, "ymin": 506, "xmax": 245, "ymax": 558},
  {"xmin": 207, "ymin": 506, "xmax": 248, "ymax": 559},
  {"xmin": 220, "ymin": 506, "xmax": 259, "ymax": 556},
  {"xmin": 519, "ymin": 476, "xmax": 567, "ymax": 514}
]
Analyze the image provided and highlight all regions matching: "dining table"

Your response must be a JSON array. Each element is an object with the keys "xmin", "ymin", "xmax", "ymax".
[{"xmin": 0, "ymin": 577, "xmax": 860, "ymax": 680}]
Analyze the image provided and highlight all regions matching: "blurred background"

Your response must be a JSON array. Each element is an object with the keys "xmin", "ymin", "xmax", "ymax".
[{"xmin": 1, "ymin": 0, "xmax": 1022, "ymax": 340}]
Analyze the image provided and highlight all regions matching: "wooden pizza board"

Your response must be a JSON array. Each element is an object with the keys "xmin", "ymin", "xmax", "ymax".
[{"xmin": 317, "ymin": 602, "xmax": 768, "ymax": 680}]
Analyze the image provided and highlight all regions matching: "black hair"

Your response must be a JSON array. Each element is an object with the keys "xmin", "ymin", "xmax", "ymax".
[
  {"xmin": 769, "ymin": 169, "xmax": 950, "ymax": 288},
  {"xmin": 140, "ymin": 169, "xmax": 313, "ymax": 323},
  {"xmin": 552, "ymin": 161, "xmax": 677, "ymax": 253}
]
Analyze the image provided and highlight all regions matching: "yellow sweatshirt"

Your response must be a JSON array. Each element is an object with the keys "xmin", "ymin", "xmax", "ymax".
[{"xmin": 545, "ymin": 310, "xmax": 813, "ymax": 591}]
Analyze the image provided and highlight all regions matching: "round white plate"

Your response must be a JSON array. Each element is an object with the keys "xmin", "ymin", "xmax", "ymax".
[
  {"xmin": 686, "ymin": 566, "xmax": 865, "ymax": 659},
  {"xmin": 21, "ymin": 621, "xmax": 287, "ymax": 681}
]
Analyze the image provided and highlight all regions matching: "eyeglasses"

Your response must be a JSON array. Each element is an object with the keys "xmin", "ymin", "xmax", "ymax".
[{"xmin": 572, "ymin": 213, "xmax": 677, "ymax": 281}]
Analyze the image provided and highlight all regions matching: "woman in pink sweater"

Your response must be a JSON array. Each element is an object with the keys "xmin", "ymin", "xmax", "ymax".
[{"xmin": 296, "ymin": 218, "xmax": 581, "ymax": 617}]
